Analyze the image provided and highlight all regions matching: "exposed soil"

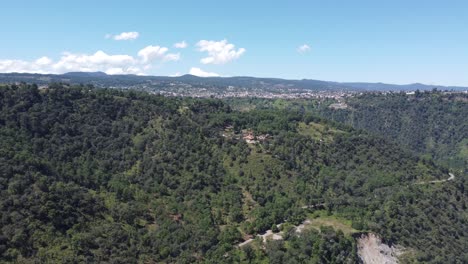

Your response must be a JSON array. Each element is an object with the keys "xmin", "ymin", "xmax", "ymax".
[{"xmin": 357, "ymin": 233, "xmax": 404, "ymax": 264}]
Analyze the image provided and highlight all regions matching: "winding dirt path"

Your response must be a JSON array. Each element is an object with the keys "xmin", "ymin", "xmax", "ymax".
[
  {"xmin": 416, "ymin": 173, "xmax": 455, "ymax": 185},
  {"xmin": 238, "ymin": 173, "xmax": 456, "ymax": 248},
  {"xmin": 237, "ymin": 220, "xmax": 311, "ymax": 247},
  {"xmin": 237, "ymin": 226, "xmax": 283, "ymax": 247}
]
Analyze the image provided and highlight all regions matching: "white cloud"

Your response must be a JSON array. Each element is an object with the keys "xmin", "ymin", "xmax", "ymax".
[
  {"xmin": 35, "ymin": 56, "xmax": 52, "ymax": 66},
  {"xmin": 52, "ymin": 50, "xmax": 138, "ymax": 73},
  {"xmin": 0, "ymin": 45, "xmax": 180, "ymax": 75},
  {"xmin": 196, "ymin": 39, "xmax": 245, "ymax": 64},
  {"xmin": 169, "ymin": 72, "xmax": 182, "ymax": 77},
  {"xmin": 0, "ymin": 58, "xmax": 52, "ymax": 74},
  {"xmin": 138, "ymin": 45, "xmax": 180, "ymax": 63},
  {"xmin": 163, "ymin": 53, "xmax": 181, "ymax": 62},
  {"xmin": 105, "ymin": 67, "xmax": 142, "ymax": 75},
  {"xmin": 174, "ymin": 41, "xmax": 188, "ymax": 49},
  {"xmin": 297, "ymin": 44, "xmax": 311, "ymax": 53},
  {"xmin": 107, "ymin": 31, "xmax": 140, "ymax": 41},
  {"xmin": 189, "ymin": 67, "xmax": 220, "ymax": 77}
]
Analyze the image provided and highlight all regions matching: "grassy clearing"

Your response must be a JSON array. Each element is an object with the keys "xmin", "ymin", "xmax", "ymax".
[
  {"xmin": 297, "ymin": 122, "xmax": 345, "ymax": 142},
  {"xmin": 458, "ymin": 138, "xmax": 468, "ymax": 160},
  {"xmin": 305, "ymin": 210, "xmax": 358, "ymax": 235}
]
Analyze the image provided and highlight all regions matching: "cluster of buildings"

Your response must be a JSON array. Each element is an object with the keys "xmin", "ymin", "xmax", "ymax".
[
  {"xmin": 239, "ymin": 129, "xmax": 271, "ymax": 144},
  {"xmin": 221, "ymin": 126, "xmax": 271, "ymax": 144},
  {"xmin": 126, "ymin": 81, "xmax": 359, "ymax": 99}
]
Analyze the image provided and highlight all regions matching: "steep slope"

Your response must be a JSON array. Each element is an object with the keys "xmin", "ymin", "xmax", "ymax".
[
  {"xmin": 357, "ymin": 233, "xmax": 402, "ymax": 264},
  {"xmin": 319, "ymin": 91, "xmax": 468, "ymax": 172},
  {"xmin": 0, "ymin": 84, "xmax": 466, "ymax": 263}
]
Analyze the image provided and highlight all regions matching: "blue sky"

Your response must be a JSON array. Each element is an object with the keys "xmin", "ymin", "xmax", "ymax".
[{"xmin": 1, "ymin": 0, "xmax": 467, "ymax": 85}]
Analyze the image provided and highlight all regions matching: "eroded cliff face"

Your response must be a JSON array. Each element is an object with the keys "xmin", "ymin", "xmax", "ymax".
[{"xmin": 357, "ymin": 233, "xmax": 404, "ymax": 264}]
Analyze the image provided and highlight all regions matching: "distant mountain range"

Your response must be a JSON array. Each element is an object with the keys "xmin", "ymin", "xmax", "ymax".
[{"xmin": 0, "ymin": 72, "xmax": 467, "ymax": 92}]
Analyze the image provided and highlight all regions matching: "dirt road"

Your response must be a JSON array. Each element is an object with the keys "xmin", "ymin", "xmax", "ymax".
[{"xmin": 416, "ymin": 173, "xmax": 455, "ymax": 185}]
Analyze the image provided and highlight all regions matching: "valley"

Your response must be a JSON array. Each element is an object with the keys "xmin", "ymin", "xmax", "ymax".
[
  {"xmin": 0, "ymin": 84, "xmax": 465, "ymax": 263},
  {"xmin": 1, "ymin": 1, "xmax": 467, "ymax": 263}
]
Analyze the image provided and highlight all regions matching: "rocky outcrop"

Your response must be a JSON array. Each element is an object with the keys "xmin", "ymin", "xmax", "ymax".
[{"xmin": 357, "ymin": 233, "xmax": 404, "ymax": 264}]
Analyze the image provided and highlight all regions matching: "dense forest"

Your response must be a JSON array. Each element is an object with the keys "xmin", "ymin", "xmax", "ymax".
[
  {"xmin": 319, "ymin": 91, "xmax": 468, "ymax": 173},
  {"xmin": 0, "ymin": 84, "xmax": 466, "ymax": 263},
  {"xmin": 225, "ymin": 92, "xmax": 468, "ymax": 174}
]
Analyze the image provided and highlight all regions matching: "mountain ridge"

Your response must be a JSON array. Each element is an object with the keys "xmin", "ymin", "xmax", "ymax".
[{"xmin": 0, "ymin": 72, "xmax": 467, "ymax": 92}]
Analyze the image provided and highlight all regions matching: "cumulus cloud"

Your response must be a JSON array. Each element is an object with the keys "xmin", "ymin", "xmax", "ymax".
[
  {"xmin": 52, "ymin": 51, "xmax": 137, "ymax": 73},
  {"xmin": 196, "ymin": 39, "xmax": 245, "ymax": 64},
  {"xmin": 0, "ymin": 58, "xmax": 53, "ymax": 74},
  {"xmin": 189, "ymin": 67, "xmax": 220, "ymax": 77},
  {"xmin": 138, "ymin": 45, "xmax": 180, "ymax": 63},
  {"xmin": 174, "ymin": 41, "xmax": 188, "ymax": 49},
  {"xmin": 104, "ymin": 67, "xmax": 143, "ymax": 75},
  {"xmin": 297, "ymin": 44, "xmax": 311, "ymax": 53},
  {"xmin": 169, "ymin": 72, "xmax": 182, "ymax": 77},
  {"xmin": 0, "ymin": 45, "xmax": 180, "ymax": 75},
  {"xmin": 106, "ymin": 31, "xmax": 140, "ymax": 40},
  {"xmin": 35, "ymin": 56, "xmax": 52, "ymax": 66}
]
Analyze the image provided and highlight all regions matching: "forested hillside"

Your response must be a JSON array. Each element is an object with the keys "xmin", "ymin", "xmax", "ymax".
[
  {"xmin": 226, "ymin": 92, "xmax": 468, "ymax": 173},
  {"xmin": 319, "ymin": 91, "xmax": 468, "ymax": 173},
  {"xmin": 0, "ymin": 84, "xmax": 466, "ymax": 263}
]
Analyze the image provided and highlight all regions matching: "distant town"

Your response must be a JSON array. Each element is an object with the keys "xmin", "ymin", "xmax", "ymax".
[{"xmin": 1, "ymin": 72, "xmax": 467, "ymax": 100}]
